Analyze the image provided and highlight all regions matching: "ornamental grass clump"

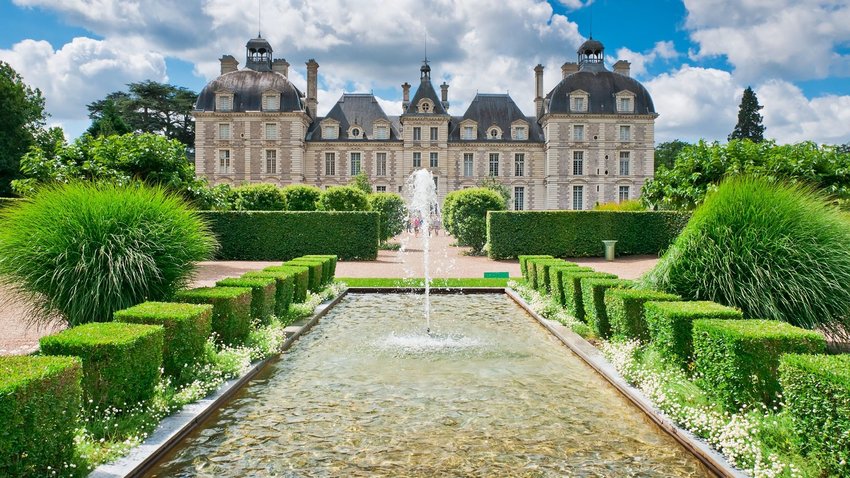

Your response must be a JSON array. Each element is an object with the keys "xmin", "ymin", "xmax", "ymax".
[
  {"xmin": 0, "ymin": 182, "xmax": 217, "ymax": 326},
  {"xmin": 642, "ymin": 176, "xmax": 850, "ymax": 340}
]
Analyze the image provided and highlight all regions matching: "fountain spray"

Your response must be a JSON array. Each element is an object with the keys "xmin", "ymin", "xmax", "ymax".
[{"xmin": 405, "ymin": 169, "xmax": 437, "ymax": 334}]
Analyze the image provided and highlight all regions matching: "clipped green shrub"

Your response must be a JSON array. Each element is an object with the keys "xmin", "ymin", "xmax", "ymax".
[
  {"xmin": 176, "ymin": 287, "xmax": 252, "ymax": 345},
  {"xmin": 444, "ymin": 187, "xmax": 506, "ymax": 254},
  {"xmin": 692, "ymin": 319, "xmax": 825, "ymax": 409},
  {"xmin": 114, "ymin": 301, "xmax": 212, "ymax": 379},
  {"xmin": 265, "ymin": 265, "xmax": 309, "ymax": 303},
  {"xmin": 216, "ymin": 277, "xmax": 276, "ymax": 323},
  {"xmin": 233, "ymin": 183, "xmax": 285, "ymax": 211},
  {"xmin": 642, "ymin": 176, "xmax": 850, "ymax": 340},
  {"xmin": 368, "ymin": 193, "xmax": 406, "ymax": 242},
  {"xmin": 524, "ymin": 257, "xmax": 565, "ymax": 290},
  {"xmin": 242, "ymin": 270, "xmax": 295, "ymax": 317},
  {"xmin": 562, "ymin": 271, "xmax": 618, "ymax": 321},
  {"xmin": 487, "ymin": 210, "xmax": 689, "ymax": 259},
  {"xmin": 581, "ymin": 278, "xmax": 634, "ymax": 338},
  {"xmin": 780, "ymin": 353, "xmax": 850, "ymax": 474},
  {"xmin": 318, "ymin": 185, "xmax": 369, "ymax": 211},
  {"xmin": 645, "ymin": 301, "xmax": 743, "ymax": 369},
  {"xmin": 285, "ymin": 259, "xmax": 324, "ymax": 291},
  {"xmin": 40, "ymin": 322, "xmax": 163, "ymax": 409},
  {"xmin": 0, "ymin": 182, "xmax": 216, "ymax": 326},
  {"xmin": 605, "ymin": 288, "xmax": 680, "ymax": 341},
  {"xmin": 0, "ymin": 355, "xmax": 82, "ymax": 477},
  {"xmin": 518, "ymin": 255, "xmax": 552, "ymax": 280},
  {"xmin": 280, "ymin": 184, "xmax": 321, "ymax": 211},
  {"xmin": 199, "ymin": 211, "xmax": 379, "ymax": 260},
  {"xmin": 302, "ymin": 254, "xmax": 338, "ymax": 281},
  {"xmin": 297, "ymin": 255, "xmax": 332, "ymax": 283},
  {"xmin": 549, "ymin": 264, "xmax": 588, "ymax": 306},
  {"xmin": 534, "ymin": 259, "xmax": 572, "ymax": 292}
]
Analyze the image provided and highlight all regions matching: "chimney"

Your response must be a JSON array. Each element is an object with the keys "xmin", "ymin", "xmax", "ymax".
[
  {"xmin": 440, "ymin": 82, "xmax": 449, "ymax": 110},
  {"xmin": 220, "ymin": 55, "xmax": 238, "ymax": 74},
  {"xmin": 306, "ymin": 59, "xmax": 319, "ymax": 118},
  {"xmin": 534, "ymin": 64, "xmax": 544, "ymax": 119},
  {"xmin": 613, "ymin": 60, "xmax": 630, "ymax": 77},
  {"xmin": 561, "ymin": 62, "xmax": 578, "ymax": 78},
  {"xmin": 402, "ymin": 82, "xmax": 411, "ymax": 110},
  {"xmin": 272, "ymin": 58, "xmax": 290, "ymax": 77}
]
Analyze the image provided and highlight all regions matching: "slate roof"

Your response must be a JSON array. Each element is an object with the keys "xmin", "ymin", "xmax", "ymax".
[
  {"xmin": 305, "ymin": 93, "xmax": 400, "ymax": 141},
  {"xmin": 403, "ymin": 78, "xmax": 448, "ymax": 116},
  {"xmin": 195, "ymin": 69, "xmax": 304, "ymax": 112},
  {"xmin": 448, "ymin": 94, "xmax": 544, "ymax": 142},
  {"xmin": 544, "ymin": 67, "xmax": 656, "ymax": 115}
]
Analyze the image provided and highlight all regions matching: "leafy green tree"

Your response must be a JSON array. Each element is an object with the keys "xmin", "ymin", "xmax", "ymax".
[
  {"xmin": 654, "ymin": 140, "xmax": 689, "ymax": 171},
  {"xmin": 368, "ymin": 192, "xmax": 406, "ymax": 242},
  {"xmin": 477, "ymin": 176, "xmax": 510, "ymax": 208},
  {"xmin": 318, "ymin": 186, "xmax": 369, "ymax": 211},
  {"xmin": 0, "ymin": 61, "xmax": 48, "ymax": 196},
  {"xmin": 86, "ymin": 98, "xmax": 131, "ymax": 137},
  {"xmin": 442, "ymin": 187, "xmax": 506, "ymax": 254},
  {"xmin": 281, "ymin": 184, "xmax": 321, "ymax": 211},
  {"xmin": 233, "ymin": 183, "xmax": 285, "ymax": 210},
  {"xmin": 349, "ymin": 172, "xmax": 372, "ymax": 195},
  {"xmin": 729, "ymin": 86, "xmax": 765, "ymax": 142}
]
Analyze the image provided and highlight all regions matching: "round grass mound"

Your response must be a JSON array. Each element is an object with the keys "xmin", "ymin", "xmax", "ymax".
[
  {"xmin": 641, "ymin": 176, "xmax": 850, "ymax": 339},
  {"xmin": 0, "ymin": 182, "xmax": 217, "ymax": 326}
]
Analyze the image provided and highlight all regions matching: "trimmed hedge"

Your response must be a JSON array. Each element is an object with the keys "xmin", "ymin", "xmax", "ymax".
[
  {"xmin": 548, "ymin": 264, "xmax": 589, "ymax": 306},
  {"xmin": 265, "ymin": 265, "xmax": 309, "ymax": 302},
  {"xmin": 301, "ymin": 254, "xmax": 338, "ymax": 282},
  {"xmin": 487, "ymin": 210, "xmax": 689, "ymax": 259},
  {"xmin": 0, "ymin": 355, "xmax": 82, "ymax": 477},
  {"xmin": 216, "ymin": 277, "xmax": 276, "ymax": 323},
  {"xmin": 535, "ymin": 259, "xmax": 572, "ymax": 292},
  {"xmin": 114, "ymin": 302, "xmax": 212, "ymax": 379},
  {"xmin": 692, "ymin": 319, "xmax": 825, "ymax": 409},
  {"xmin": 645, "ymin": 301, "xmax": 743, "ymax": 369},
  {"xmin": 40, "ymin": 322, "xmax": 163, "ymax": 409},
  {"xmin": 562, "ymin": 271, "xmax": 617, "ymax": 322},
  {"xmin": 581, "ymin": 278, "xmax": 634, "ymax": 338},
  {"xmin": 200, "ymin": 211, "xmax": 379, "ymax": 260},
  {"xmin": 519, "ymin": 255, "xmax": 552, "ymax": 280},
  {"xmin": 176, "ymin": 287, "xmax": 252, "ymax": 345},
  {"xmin": 605, "ymin": 288, "xmax": 681, "ymax": 341},
  {"xmin": 242, "ymin": 270, "xmax": 295, "ymax": 317},
  {"xmin": 293, "ymin": 256, "xmax": 333, "ymax": 284},
  {"xmin": 780, "ymin": 353, "xmax": 850, "ymax": 474},
  {"xmin": 525, "ymin": 257, "xmax": 563, "ymax": 290},
  {"xmin": 285, "ymin": 259, "xmax": 323, "ymax": 291}
]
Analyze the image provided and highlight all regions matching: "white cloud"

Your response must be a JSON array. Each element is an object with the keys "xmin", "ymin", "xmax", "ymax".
[
  {"xmin": 612, "ymin": 41, "xmax": 679, "ymax": 77},
  {"xmin": 758, "ymin": 80, "xmax": 850, "ymax": 144}
]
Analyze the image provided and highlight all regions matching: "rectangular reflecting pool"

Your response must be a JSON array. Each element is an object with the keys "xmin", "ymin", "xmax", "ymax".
[{"xmin": 147, "ymin": 293, "xmax": 712, "ymax": 477}]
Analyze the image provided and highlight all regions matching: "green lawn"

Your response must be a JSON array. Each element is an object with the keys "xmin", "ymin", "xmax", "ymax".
[{"xmin": 336, "ymin": 277, "xmax": 517, "ymax": 288}]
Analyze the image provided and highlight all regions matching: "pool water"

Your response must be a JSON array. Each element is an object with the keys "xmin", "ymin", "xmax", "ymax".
[{"xmin": 147, "ymin": 293, "xmax": 711, "ymax": 477}]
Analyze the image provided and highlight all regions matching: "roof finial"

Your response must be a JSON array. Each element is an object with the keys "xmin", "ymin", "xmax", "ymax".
[
  {"xmin": 589, "ymin": 0, "xmax": 593, "ymax": 39},
  {"xmin": 258, "ymin": 0, "xmax": 262, "ymax": 37}
]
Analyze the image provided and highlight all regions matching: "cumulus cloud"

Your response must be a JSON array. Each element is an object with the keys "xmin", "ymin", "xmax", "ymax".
[
  {"xmin": 758, "ymin": 80, "xmax": 850, "ymax": 144},
  {"xmin": 612, "ymin": 40, "xmax": 678, "ymax": 77}
]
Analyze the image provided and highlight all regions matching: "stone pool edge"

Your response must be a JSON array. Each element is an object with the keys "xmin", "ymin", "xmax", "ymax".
[
  {"xmin": 88, "ymin": 291, "xmax": 349, "ymax": 478},
  {"xmin": 505, "ymin": 288, "xmax": 747, "ymax": 478}
]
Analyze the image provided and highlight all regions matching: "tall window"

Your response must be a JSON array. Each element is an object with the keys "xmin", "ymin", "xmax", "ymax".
[
  {"xmin": 265, "ymin": 123, "xmax": 278, "ymax": 140},
  {"xmin": 218, "ymin": 150, "xmax": 231, "ymax": 173},
  {"xmin": 514, "ymin": 153, "xmax": 525, "ymax": 177},
  {"xmin": 350, "ymin": 152, "xmax": 361, "ymax": 176},
  {"xmin": 514, "ymin": 186, "xmax": 525, "ymax": 211},
  {"xmin": 413, "ymin": 127, "xmax": 421, "ymax": 141},
  {"xmin": 573, "ymin": 124, "xmax": 584, "ymax": 141},
  {"xmin": 218, "ymin": 123, "xmax": 230, "ymax": 140},
  {"xmin": 619, "ymin": 151, "xmax": 630, "ymax": 176},
  {"xmin": 489, "ymin": 153, "xmax": 500, "ymax": 176},
  {"xmin": 265, "ymin": 149, "xmax": 277, "ymax": 174},
  {"xmin": 376, "ymin": 153, "xmax": 387, "ymax": 176},
  {"xmin": 375, "ymin": 125, "xmax": 389, "ymax": 140},
  {"xmin": 573, "ymin": 151, "xmax": 584, "ymax": 176},
  {"xmin": 413, "ymin": 152, "xmax": 422, "ymax": 168},
  {"xmin": 263, "ymin": 94, "xmax": 279, "ymax": 110},
  {"xmin": 463, "ymin": 125, "xmax": 475, "ymax": 140},
  {"xmin": 323, "ymin": 125, "xmax": 338, "ymax": 139},
  {"xmin": 430, "ymin": 152, "xmax": 438, "ymax": 168},
  {"xmin": 618, "ymin": 97, "xmax": 632, "ymax": 112},
  {"xmin": 324, "ymin": 152, "xmax": 336, "ymax": 176},
  {"xmin": 572, "ymin": 96, "xmax": 585, "ymax": 112},
  {"xmin": 430, "ymin": 127, "xmax": 438, "ymax": 141},
  {"xmin": 619, "ymin": 125, "xmax": 631, "ymax": 141},
  {"xmin": 463, "ymin": 153, "xmax": 474, "ymax": 177},
  {"xmin": 514, "ymin": 127, "xmax": 527, "ymax": 140},
  {"xmin": 216, "ymin": 95, "xmax": 232, "ymax": 111},
  {"xmin": 619, "ymin": 185, "xmax": 630, "ymax": 203},
  {"xmin": 572, "ymin": 185, "xmax": 584, "ymax": 210}
]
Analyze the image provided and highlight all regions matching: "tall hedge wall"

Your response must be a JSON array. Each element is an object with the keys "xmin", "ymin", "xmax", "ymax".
[
  {"xmin": 199, "ymin": 211, "xmax": 379, "ymax": 260},
  {"xmin": 487, "ymin": 210, "xmax": 689, "ymax": 259}
]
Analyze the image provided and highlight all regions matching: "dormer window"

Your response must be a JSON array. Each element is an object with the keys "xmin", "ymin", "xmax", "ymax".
[
  {"xmin": 616, "ymin": 91, "xmax": 636, "ymax": 113},
  {"xmin": 374, "ymin": 124, "xmax": 389, "ymax": 140},
  {"xmin": 349, "ymin": 126, "xmax": 362, "ymax": 139},
  {"xmin": 462, "ymin": 125, "xmax": 475, "ymax": 140},
  {"xmin": 513, "ymin": 126, "xmax": 528, "ymax": 141},
  {"xmin": 618, "ymin": 97, "xmax": 632, "ymax": 112},
  {"xmin": 417, "ymin": 99, "xmax": 434, "ymax": 114},
  {"xmin": 263, "ymin": 94, "xmax": 279, "ymax": 111},
  {"xmin": 488, "ymin": 127, "xmax": 502, "ymax": 140},
  {"xmin": 323, "ymin": 125, "xmax": 338, "ymax": 140},
  {"xmin": 216, "ymin": 94, "xmax": 233, "ymax": 112},
  {"xmin": 572, "ymin": 96, "xmax": 586, "ymax": 112}
]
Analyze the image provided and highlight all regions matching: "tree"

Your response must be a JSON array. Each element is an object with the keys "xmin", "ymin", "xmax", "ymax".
[
  {"xmin": 476, "ymin": 176, "xmax": 510, "ymax": 208},
  {"xmin": 0, "ymin": 62, "xmax": 48, "ymax": 196},
  {"xmin": 281, "ymin": 184, "xmax": 321, "ymax": 211},
  {"xmin": 368, "ymin": 192, "xmax": 406, "ymax": 242},
  {"xmin": 729, "ymin": 86, "xmax": 765, "ymax": 142},
  {"xmin": 349, "ymin": 172, "xmax": 372, "ymax": 194},
  {"xmin": 86, "ymin": 98, "xmax": 131, "ymax": 137},
  {"xmin": 318, "ymin": 186, "xmax": 369, "ymax": 211},
  {"xmin": 654, "ymin": 140, "xmax": 689, "ymax": 171},
  {"xmin": 442, "ymin": 187, "xmax": 506, "ymax": 254}
]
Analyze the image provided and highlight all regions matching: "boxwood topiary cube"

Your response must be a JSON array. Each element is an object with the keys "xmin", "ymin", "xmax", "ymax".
[
  {"xmin": 0, "ymin": 355, "xmax": 82, "ymax": 477},
  {"xmin": 284, "ymin": 259, "xmax": 323, "ymax": 291},
  {"xmin": 40, "ymin": 322, "xmax": 163, "ymax": 409},
  {"xmin": 301, "ymin": 254, "xmax": 338, "ymax": 283},
  {"xmin": 780, "ymin": 353, "xmax": 850, "ymax": 475},
  {"xmin": 693, "ymin": 319, "xmax": 825, "ymax": 409},
  {"xmin": 265, "ymin": 265, "xmax": 309, "ymax": 303},
  {"xmin": 216, "ymin": 277, "xmax": 276, "ymax": 324},
  {"xmin": 114, "ymin": 301, "xmax": 213, "ymax": 379},
  {"xmin": 581, "ymin": 278, "xmax": 634, "ymax": 339},
  {"xmin": 526, "ymin": 257, "xmax": 562, "ymax": 290},
  {"xmin": 605, "ymin": 288, "xmax": 680, "ymax": 341},
  {"xmin": 535, "ymin": 259, "xmax": 571, "ymax": 292},
  {"xmin": 645, "ymin": 301, "xmax": 743, "ymax": 369},
  {"xmin": 562, "ymin": 271, "xmax": 618, "ymax": 322},
  {"xmin": 548, "ymin": 264, "xmax": 590, "ymax": 306},
  {"xmin": 518, "ymin": 255, "xmax": 552, "ymax": 281},
  {"xmin": 176, "ymin": 287, "xmax": 252, "ymax": 345},
  {"xmin": 242, "ymin": 270, "xmax": 295, "ymax": 317}
]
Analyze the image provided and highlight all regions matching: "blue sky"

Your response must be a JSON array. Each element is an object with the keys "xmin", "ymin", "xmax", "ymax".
[{"xmin": 2, "ymin": 0, "xmax": 849, "ymax": 144}]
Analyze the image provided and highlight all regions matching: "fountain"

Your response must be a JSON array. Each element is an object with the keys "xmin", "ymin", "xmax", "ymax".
[{"xmin": 404, "ymin": 168, "xmax": 438, "ymax": 333}]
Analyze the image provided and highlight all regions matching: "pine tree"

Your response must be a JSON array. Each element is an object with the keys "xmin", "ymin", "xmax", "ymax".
[{"xmin": 729, "ymin": 86, "xmax": 765, "ymax": 142}]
